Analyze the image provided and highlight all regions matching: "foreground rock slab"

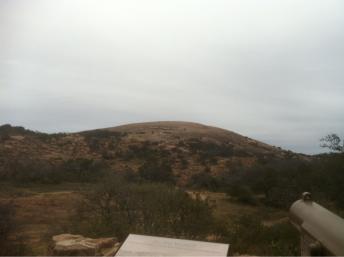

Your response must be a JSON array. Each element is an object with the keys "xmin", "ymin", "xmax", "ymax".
[{"xmin": 52, "ymin": 233, "xmax": 120, "ymax": 256}]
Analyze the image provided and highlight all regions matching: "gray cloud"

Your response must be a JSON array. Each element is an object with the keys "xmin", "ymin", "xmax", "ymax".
[{"xmin": 1, "ymin": 0, "xmax": 344, "ymax": 154}]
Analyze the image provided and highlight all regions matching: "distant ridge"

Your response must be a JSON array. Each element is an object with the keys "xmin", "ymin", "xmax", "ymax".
[{"xmin": 0, "ymin": 121, "xmax": 306, "ymax": 185}]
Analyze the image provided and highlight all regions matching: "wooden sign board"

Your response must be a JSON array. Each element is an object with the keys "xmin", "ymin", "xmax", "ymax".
[{"xmin": 115, "ymin": 234, "xmax": 229, "ymax": 256}]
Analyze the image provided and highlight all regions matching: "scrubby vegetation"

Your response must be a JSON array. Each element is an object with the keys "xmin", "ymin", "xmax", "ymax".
[
  {"xmin": 187, "ymin": 155, "xmax": 344, "ymax": 211},
  {"xmin": 66, "ymin": 175, "xmax": 299, "ymax": 255},
  {"xmin": 0, "ymin": 201, "xmax": 30, "ymax": 255},
  {"xmin": 0, "ymin": 157, "xmax": 109, "ymax": 184},
  {"xmin": 1, "ymin": 124, "xmax": 344, "ymax": 256},
  {"xmin": 81, "ymin": 129, "xmax": 123, "ymax": 152},
  {"xmin": 0, "ymin": 201, "xmax": 15, "ymax": 253},
  {"xmin": 138, "ymin": 158, "xmax": 174, "ymax": 183},
  {"xmin": 70, "ymin": 174, "xmax": 214, "ymax": 241},
  {"xmin": 0, "ymin": 124, "xmax": 65, "ymax": 142},
  {"xmin": 188, "ymin": 172, "xmax": 220, "ymax": 191},
  {"xmin": 220, "ymin": 215, "xmax": 298, "ymax": 255},
  {"xmin": 119, "ymin": 141, "xmax": 169, "ymax": 161},
  {"xmin": 184, "ymin": 138, "xmax": 235, "ymax": 158},
  {"xmin": 233, "ymin": 155, "xmax": 343, "ymax": 211}
]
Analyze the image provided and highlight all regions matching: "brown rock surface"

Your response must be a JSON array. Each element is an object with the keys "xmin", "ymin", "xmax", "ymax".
[{"xmin": 52, "ymin": 233, "xmax": 119, "ymax": 256}]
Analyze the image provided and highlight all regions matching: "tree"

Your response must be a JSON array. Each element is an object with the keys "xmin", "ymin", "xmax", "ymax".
[{"xmin": 321, "ymin": 134, "xmax": 344, "ymax": 152}]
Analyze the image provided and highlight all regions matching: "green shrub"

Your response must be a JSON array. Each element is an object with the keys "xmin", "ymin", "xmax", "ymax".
[
  {"xmin": 71, "ymin": 175, "xmax": 215, "ymax": 241},
  {"xmin": 81, "ymin": 130, "xmax": 123, "ymax": 152},
  {"xmin": 189, "ymin": 172, "xmax": 220, "ymax": 191},
  {"xmin": 0, "ymin": 157, "xmax": 109, "ymax": 184},
  {"xmin": 226, "ymin": 185, "xmax": 257, "ymax": 205},
  {"xmin": 138, "ymin": 159, "xmax": 175, "ymax": 183},
  {"xmin": 221, "ymin": 214, "xmax": 299, "ymax": 255}
]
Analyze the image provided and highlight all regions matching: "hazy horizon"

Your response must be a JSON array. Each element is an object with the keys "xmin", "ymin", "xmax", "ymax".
[{"xmin": 1, "ymin": 0, "xmax": 344, "ymax": 154}]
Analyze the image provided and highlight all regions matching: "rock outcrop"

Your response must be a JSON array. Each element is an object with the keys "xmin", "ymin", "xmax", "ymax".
[{"xmin": 52, "ymin": 234, "xmax": 120, "ymax": 256}]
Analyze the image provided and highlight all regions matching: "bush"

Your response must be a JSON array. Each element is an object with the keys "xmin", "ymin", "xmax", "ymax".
[
  {"xmin": 71, "ymin": 174, "xmax": 215, "ymax": 241},
  {"xmin": 0, "ymin": 124, "xmax": 65, "ymax": 142},
  {"xmin": 186, "ymin": 139, "xmax": 234, "ymax": 159},
  {"xmin": 226, "ymin": 185, "xmax": 257, "ymax": 205},
  {"xmin": 81, "ymin": 130, "xmax": 123, "ymax": 152},
  {"xmin": 138, "ymin": 159, "xmax": 175, "ymax": 183},
  {"xmin": 0, "ymin": 157, "xmax": 109, "ymax": 184},
  {"xmin": 60, "ymin": 158, "xmax": 109, "ymax": 182},
  {"xmin": 189, "ymin": 172, "xmax": 220, "ymax": 191},
  {"xmin": 119, "ymin": 142, "xmax": 169, "ymax": 161},
  {"xmin": 221, "ymin": 214, "xmax": 299, "ymax": 255}
]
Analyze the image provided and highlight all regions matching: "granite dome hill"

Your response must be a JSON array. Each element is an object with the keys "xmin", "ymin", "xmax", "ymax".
[{"xmin": 0, "ymin": 121, "xmax": 305, "ymax": 185}]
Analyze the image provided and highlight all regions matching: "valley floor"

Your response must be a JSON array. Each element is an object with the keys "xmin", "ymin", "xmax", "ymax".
[{"xmin": 0, "ymin": 182, "xmax": 291, "ymax": 255}]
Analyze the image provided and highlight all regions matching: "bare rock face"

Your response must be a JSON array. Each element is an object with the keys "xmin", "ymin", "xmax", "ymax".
[{"xmin": 52, "ymin": 233, "xmax": 120, "ymax": 256}]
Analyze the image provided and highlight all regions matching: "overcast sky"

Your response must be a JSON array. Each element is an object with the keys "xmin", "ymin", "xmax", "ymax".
[{"xmin": 1, "ymin": 0, "xmax": 344, "ymax": 154}]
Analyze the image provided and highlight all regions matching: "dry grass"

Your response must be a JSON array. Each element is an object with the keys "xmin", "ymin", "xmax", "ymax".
[
  {"xmin": 0, "ymin": 184, "xmax": 82, "ymax": 255},
  {"xmin": 1, "ymin": 184, "xmax": 289, "ymax": 255}
]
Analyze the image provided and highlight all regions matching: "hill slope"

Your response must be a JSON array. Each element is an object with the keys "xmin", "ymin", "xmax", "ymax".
[{"xmin": 0, "ymin": 121, "xmax": 305, "ymax": 185}]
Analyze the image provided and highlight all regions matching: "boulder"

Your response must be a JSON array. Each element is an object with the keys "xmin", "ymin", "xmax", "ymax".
[{"xmin": 52, "ymin": 233, "xmax": 119, "ymax": 256}]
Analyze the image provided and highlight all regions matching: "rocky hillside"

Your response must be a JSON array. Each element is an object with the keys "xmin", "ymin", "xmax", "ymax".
[{"xmin": 0, "ymin": 121, "xmax": 306, "ymax": 185}]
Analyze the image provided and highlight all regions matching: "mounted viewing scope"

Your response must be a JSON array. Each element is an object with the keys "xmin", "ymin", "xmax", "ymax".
[{"xmin": 289, "ymin": 192, "xmax": 344, "ymax": 256}]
